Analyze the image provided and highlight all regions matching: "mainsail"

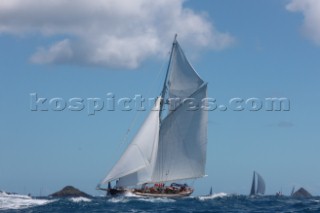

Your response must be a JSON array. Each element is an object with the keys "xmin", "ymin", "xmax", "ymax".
[
  {"xmin": 249, "ymin": 171, "xmax": 266, "ymax": 196},
  {"xmin": 101, "ymin": 36, "xmax": 207, "ymax": 188},
  {"xmin": 152, "ymin": 85, "xmax": 207, "ymax": 182},
  {"xmin": 256, "ymin": 172, "xmax": 266, "ymax": 194},
  {"xmin": 153, "ymin": 36, "xmax": 207, "ymax": 183},
  {"xmin": 250, "ymin": 172, "xmax": 256, "ymax": 196}
]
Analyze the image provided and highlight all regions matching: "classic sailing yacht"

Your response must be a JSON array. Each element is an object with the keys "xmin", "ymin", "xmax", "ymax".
[
  {"xmin": 249, "ymin": 171, "xmax": 266, "ymax": 196},
  {"xmin": 97, "ymin": 35, "xmax": 208, "ymax": 197}
]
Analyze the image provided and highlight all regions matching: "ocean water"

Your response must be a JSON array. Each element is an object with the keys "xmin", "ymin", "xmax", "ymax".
[{"xmin": 1, "ymin": 191, "xmax": 320, "ymax": 213}]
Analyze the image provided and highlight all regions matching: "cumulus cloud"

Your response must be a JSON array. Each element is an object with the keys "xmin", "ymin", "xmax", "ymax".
[
  {"xmin": 286, "ymin": 0, "xmax": 320, "ymax": 45},
  {"xmin": 0, "ymin": 0, "xmax": 234, "ymax": 69}
]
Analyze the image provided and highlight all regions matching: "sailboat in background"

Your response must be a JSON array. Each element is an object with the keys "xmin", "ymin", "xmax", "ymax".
[
  {"xmin": 249, "ymin": 171, "xmax": 266, "ymax": 196},
  {"xmin": 97, "ymin": 35, "xmax": 208, "ymax": 197},
  {"xmin": 209, "ymin": 187, "xmax": 213, "ymax": 196},
  {"xmin": 290, "ymin": 186, "xmax": 295, "ymax": 196}
]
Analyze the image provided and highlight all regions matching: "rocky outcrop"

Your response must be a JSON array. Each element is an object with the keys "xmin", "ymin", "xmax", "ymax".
[
  {"xmin": 292, "ymin": 187, "xmax": 312, "ymax": 198},
  {"xmin": 50, "ymin": 186, "xmax": 91, "ymax": 198}
]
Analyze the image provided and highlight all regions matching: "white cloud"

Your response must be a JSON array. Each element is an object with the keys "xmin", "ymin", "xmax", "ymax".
[
  {"xmin": 30, "ymin": 39, "xmax": 73, "ymax": 64},
  {"xmin": 286, "ymin": 0, "xmax": 320, "ymax": 45},
  {"xmin": 0, "ymin": 0, "xmax": 234, "ymax": 68}
]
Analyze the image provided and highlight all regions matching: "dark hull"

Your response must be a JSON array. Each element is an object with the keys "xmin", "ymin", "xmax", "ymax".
[
  {"xmin": 132, "ymin": 188, "xmax": 193, "ymax": 197},
  {"xmin": 107, "ymin": 187, "xmax": 193, "ymax": 198},
  {"xmin": 108, "ymin": 188, "xmax": 127, "ymax": 196}
]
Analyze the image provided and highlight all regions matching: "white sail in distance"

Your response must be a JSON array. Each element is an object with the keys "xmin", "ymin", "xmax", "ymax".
[
  {"xmin": 249, "ymin": 171, "xmax": 266, "ymax": 196},
  {"xmin": 256, "ymin": 172, "xmax": 266, "ymax": 195}
]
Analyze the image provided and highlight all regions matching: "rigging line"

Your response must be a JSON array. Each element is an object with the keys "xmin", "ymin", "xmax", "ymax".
[
  {"xmin": 107, "ymin": 36, "xmax": 176, "ymax": 185},
  {"xmin": 99, "ymin": 52, "xmax": 170, "ymax": 184},
  {"xmin": 159, "ymin": 34, "xmax": 177, "ymax": 120},
  {"xmin": 115, "ymin": 50, "xmax": 170, "ymax": 151}
]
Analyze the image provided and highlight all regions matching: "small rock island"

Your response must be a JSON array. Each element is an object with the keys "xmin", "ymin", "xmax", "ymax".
[
  {"xmin": 292, "ymin": 187, "xmax": 312, "ymax": 198},
  {"xmin": 50, "ymin": 186, "xmax": 92, "ymax": 198}
]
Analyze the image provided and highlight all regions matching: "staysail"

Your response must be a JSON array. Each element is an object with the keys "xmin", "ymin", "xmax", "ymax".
[
  {"xmin": 101, "ymin": 97, "xmax": 161, "ymax": 186},
  {"xmin": 101, "ymin": 36, "xmax": 207, "ymax": 188}
]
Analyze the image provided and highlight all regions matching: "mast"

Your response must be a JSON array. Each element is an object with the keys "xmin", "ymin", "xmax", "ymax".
[{"xmin": 159, "ymin": 34, "xmax": 177, "ymax": 119}]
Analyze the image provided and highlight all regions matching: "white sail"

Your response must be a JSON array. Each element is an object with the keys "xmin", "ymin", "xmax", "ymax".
[
  {"xmin": 168, "ymin": 41, "xmax": 204, "ymax": 101},
  {"xmin": 116, "ymin": 116, "xmax": 160, "ymax": 187},
  {"xmin": 250, "ymin": 171, "xmax": 256, "ymax": 196},
  {"xmin": 256, "ymin": 172, "xmax": 266, "ymax": 195},
  {"xmin": 150, "ymin": 40, "xmax": 207, "ymax": 182},
  {"xmin": 152, "ymin": 84, "xmax": 208, "ymax": 182},
  {"xmin": 249, "ymin": 171, "xmax": 266, "ymax": 196},
  {"xmin": 100, "ymin": 38, "xmax": 208, "ymax": 190},
  {"xmin": 101, "ymin": 97, "xmax": 161, "ymax": 185}
]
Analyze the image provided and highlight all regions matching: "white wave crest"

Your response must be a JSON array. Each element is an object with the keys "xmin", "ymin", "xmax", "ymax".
[
  {"xmin": 0, "ymin": 191, "xmax": 53, "ymax": 210},
  {"xmin": 106, "ymin": 191, "xmax": 138, "ymax": 203},
  {"xmin": 69, "ymin": 197, "xmax": 92, "ymax": 203},
  {"xmin": 136, "ymin": 197, "xmax": 176, "ymax": 203},
  {"xmin": 198, "ymin": 192, "xmax": 228, "ymax": 201},
  {"xmin": 124, "ymin": 191, "xmax": 140, "ymax": 197},
  {"xmin": 108, "ymin": 197, "xmax": 129, "ymax": 203},
  {"xmin": 107, "ymin": 193, "xmax": 175, "ymax": 203}
]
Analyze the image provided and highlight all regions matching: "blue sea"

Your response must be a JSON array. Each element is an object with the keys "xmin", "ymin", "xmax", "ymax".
[{"xmin": 1, "ymin": 191, "xmax": 320, "ymax": 212}]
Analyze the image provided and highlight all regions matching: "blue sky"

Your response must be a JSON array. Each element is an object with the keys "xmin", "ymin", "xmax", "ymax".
[{"xmin": 1, "ymin": 0, "xmax": 320, "ymax": 196}]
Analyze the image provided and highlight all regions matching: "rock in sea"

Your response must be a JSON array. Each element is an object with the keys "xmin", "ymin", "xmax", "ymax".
[
  {"xmin": 291, "ymin": 187, "xmax": 312, "ymax": 198},
  {"xmin": 50, "ymin": 186, "xmax": 92, "ymax": 198}
]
